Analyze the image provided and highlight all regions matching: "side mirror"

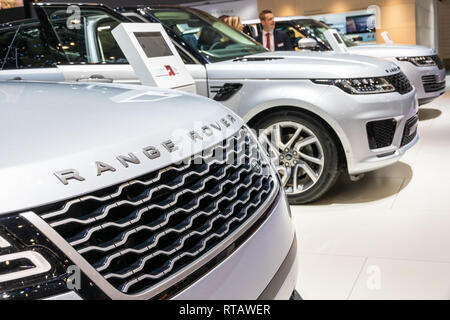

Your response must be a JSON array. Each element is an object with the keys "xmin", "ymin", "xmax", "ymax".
[{"xmin": 296, "ymin": 38, "xmax": 318, "ymax": 49}]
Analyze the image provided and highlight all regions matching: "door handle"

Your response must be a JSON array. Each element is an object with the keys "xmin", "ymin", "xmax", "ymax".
[{"xmin": 76, "ymin": 74, "xmax": 114, "ymax": 83}]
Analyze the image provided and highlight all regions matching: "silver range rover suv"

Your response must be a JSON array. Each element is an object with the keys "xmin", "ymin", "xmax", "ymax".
[
  {"xmin": 0, "ymin": 3, "xmax": 419, "ymax": 204},
  {"xmin": 243, "ymin": 16, "xmax": 446, "ymax": 105},
  {"xmin": 0, "ymin": 81, "xmax": 297, "ymax": 300}
]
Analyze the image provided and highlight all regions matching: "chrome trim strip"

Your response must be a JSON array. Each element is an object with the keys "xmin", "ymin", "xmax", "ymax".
[{"xmin": 0, "ymin": 251, "xmax": 51, "ymax": 283}]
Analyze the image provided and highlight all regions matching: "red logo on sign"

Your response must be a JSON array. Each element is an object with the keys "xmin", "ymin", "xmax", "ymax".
[{"xmin": 165, "ymin": 65, "xmax": 175, "ymax": 76}]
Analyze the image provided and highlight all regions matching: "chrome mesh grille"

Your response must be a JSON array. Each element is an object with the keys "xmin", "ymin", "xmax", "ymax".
[
  {"xmin": 386, "ymin": 72, "xmax": 413, "ymax": 95},
  {"xmin": 34, "ymin": 127, "xmax": 275, "ymax": 296},
  {"xmin": 430, "ymin": 55, "xmax": 444, "ymax": 70}
]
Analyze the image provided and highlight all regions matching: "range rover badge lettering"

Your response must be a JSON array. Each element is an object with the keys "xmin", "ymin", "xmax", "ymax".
[
  {"xmin": 54, "ymin": 169, "xmax": 86, "ymax": 185},
  {"xmin": 54, "ymin": 114, "xmax": 238, "ymax": 185}
]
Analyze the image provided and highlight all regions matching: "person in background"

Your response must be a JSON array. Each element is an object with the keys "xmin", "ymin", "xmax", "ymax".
[
  {"xmin": 224, "ymin": 15, "xmax": 244, "ymax": 32},
  {"xmin": 218, "ymin": 15, "xmax": 230, "ymax": 23},
  {"xmin": 254, "ymin": 9, "xmax": 293, "ymax": 51}
]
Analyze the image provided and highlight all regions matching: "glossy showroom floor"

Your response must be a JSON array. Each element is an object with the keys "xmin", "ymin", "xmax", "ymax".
[{"xmin": 292, "ymin": 74, "xmax": 450, "ymax": 299}]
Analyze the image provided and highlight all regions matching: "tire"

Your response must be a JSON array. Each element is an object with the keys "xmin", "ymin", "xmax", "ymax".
[{"xmin": 253, "ymin": 109, "xmax": 341, "ymax": 204}]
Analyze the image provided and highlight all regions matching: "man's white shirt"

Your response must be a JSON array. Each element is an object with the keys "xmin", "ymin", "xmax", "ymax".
[{"xmin": 262, "ymin": 30, "xmax": 275, "ymax": 52}]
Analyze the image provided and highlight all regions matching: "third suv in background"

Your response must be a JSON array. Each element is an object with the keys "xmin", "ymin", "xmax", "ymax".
[{"xmin": 243, "ymin": 16, "xmax": 446, "ymax": 105}]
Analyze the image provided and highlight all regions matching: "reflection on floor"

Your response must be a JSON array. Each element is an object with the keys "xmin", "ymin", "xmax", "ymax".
[{"xmin": 292, "ymin": 87, "xmax": 450, "ymax": 300}]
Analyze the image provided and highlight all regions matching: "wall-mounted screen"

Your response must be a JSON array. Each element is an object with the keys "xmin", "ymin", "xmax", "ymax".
[{"xmin": 345, "ymin": 14, "xmax": 375, "ymax": 34}]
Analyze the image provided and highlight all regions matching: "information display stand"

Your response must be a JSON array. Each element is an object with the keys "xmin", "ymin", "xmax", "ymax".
[
  {"xmin": 112, "ymin": 23, "xmax": 196, "ymax": 93},
  {"xmin": 323, "ymin": 29, "xmax": 349, "ymax": 53}
]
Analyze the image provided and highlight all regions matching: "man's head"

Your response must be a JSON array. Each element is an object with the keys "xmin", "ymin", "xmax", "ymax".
[{"xmin": 259, "ymin": 9, "xmax": 275, "ymax": 32}]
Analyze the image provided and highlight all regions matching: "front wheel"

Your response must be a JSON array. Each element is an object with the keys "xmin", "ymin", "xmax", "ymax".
[{"xmin": 254, "ymin": 110, "xmax": 341, "ymax": 204}]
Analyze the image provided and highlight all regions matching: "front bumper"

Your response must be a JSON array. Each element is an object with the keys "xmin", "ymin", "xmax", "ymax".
[
  {"xmin": 394, "ymin": 60, "xmax": 446, "ymax": 105},
  {"xmin": 310, "ymin": 83, "xmax": 419, "ymax": 175},
  {"xmin": 30, "ymin": 189, "xmax": 297, "ymax": 300}
]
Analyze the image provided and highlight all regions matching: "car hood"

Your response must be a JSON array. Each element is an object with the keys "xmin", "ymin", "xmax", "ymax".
[
  {"xmin": 207, "ymin": 51, "xmax": 401, "ymax": 79},
  {"xmin": 0, "ymin": 81, "xmax": 242, "ymax": 214},
  {"xmin": 347, "ymin": 44, "xmax": 436, "ymax": 59}
]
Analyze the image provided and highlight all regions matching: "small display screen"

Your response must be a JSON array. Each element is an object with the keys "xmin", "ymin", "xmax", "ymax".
[
  {"xmin": 345, "ymin": 14, "xmax": 375, "ymax": 34},
  {"xmin": 134, "ymin": 32, "xmax": 173, "ymax": 58}
]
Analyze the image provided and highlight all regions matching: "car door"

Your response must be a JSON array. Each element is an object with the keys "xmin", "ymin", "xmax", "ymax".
[
  {"xmin": 33, "ymin": 4, "xmax": 138, "ymax": 84},
  {"xmin": 38, "ymin": 4, "xmax": 209, "ymax": 92}
]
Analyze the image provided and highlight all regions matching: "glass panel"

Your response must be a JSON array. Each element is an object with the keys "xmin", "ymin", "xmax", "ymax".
[
  {"xmin": 95, "ymin": 18, "xmax": 127, "ymax": 64},
  {"xmin": 276, "ymin": 22, "xmax": 305, "ymax": 49},
  {"xmin": 2, "ymin": 24, "xmax": 65, "ymax": 69},
  {"xmin": 0, "ymin": 27, "xmax": 18, "ymax": 69},
  {"xmin": 42, "ymin": 7, "xmax": 126, "ymax": 64},
  {"xmin": 149, "ymin": 8, "xmax": 267, "ymax": 63},
  {"xmin": 292, "ymin": 19, "xmax": 356, "ymax": 47}
]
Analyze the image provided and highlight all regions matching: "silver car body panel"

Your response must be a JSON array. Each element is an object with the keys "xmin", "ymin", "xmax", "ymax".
[{"xmin": 0, "ymin": 81, "xmax": 243, "ymax": 214}]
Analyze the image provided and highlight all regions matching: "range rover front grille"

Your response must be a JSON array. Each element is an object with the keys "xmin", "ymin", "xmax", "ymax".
[
  {"xmin": 366, "ymin": 119, "xmax": 397, "ymax": 149},
  {"xmin": 401, "ymin": 114, "xmax": 418, "ymax": 147},
  {"xmin": 386, "ymin": 72, "xmax": 413, "ymax": 95},
  {"xmin": 33, "ymin": 128, "xmax": 276, "ymax": 297},
  {"xmin": 430, "ymin": 55, "xmax": 445, "ymax": 70},
  {"xmin": 422, "ymin": 75, "xmax": 446, "ymax": 93}
]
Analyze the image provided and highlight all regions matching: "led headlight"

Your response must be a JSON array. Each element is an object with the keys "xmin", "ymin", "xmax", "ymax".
[
  {"xmin": 0, "ymin": 215, "xmax": 70, "ymax": 299},
  {"xmin": 396, "ymin": 56, "xmax": 437, "ymax": 67},
  {"xmin": 312, "ymin": 77, "xmax": 396, "ymax": 95}
]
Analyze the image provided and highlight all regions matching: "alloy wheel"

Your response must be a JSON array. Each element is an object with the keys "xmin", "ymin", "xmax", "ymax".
[{"xmin": 259, "ymin": 121, "xmax": 325, "ymax": 195}]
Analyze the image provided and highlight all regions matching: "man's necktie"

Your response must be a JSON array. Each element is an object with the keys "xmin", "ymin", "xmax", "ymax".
[{"xmin": 265, "ymin": 32, "xmax": 271, "ymax": 51}]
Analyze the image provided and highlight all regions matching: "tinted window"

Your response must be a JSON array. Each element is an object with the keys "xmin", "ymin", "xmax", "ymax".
[
  {"xmin": 149, "ymin": 8, "xmax": 267, "ymax": 63},
  {"xmin": 42, "ymin": 7, "xmax": 127, "ymax": 64},
  {"xmin": 2, "ymin": 24, "xmax": 65, "ymax": 69},
  {"xmin": 276, "ymin": 22, "xmax": 306, "ymax": 49},
  {"xmin": 0, "ymin": 27, "xmax": 17, "ymax": 68},
  {"xmin": 96, "ymin": 18, "xmax": 127, "ymax": 64}
]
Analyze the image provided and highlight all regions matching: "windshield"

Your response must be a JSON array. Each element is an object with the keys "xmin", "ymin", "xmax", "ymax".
[
  {"xmin": 292, "ymin": 19, "xmax": 356, "ymax": 48},
  {"xmin": 147, "ymin": 7, "xmax": 267, "ymax": 63}
]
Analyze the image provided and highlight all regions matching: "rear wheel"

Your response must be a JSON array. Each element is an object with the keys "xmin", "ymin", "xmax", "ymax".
[{"xmin": 254, "ymin": 110, "xmax": 341, "ymax": 204}]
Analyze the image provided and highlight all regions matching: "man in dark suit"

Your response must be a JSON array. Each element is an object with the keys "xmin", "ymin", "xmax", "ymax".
[{"xmin": 254, "ymin": 9, "xmax": 293, "ymax": 51}]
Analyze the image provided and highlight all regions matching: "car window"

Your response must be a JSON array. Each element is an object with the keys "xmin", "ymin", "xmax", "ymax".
[
  {"xmin": 42, "ymin": 7, "xmax": 127, "ymax": 64},
  {"xmin": 148, "ymin": 8, "xmax": 267, "ymax": 63},
  {"xmin": 2, "ymin": 24, "xmax": 66, "ymax": 70},
  {"xmin": 276, "ymin": 22, "xmax": 305, "ymax": 49},
  {"xmin": 95, "ymin": 18, "xmax": 127, "ymax": 64},
  {"xmin": 0, "ymin": 27, "xmax": 18, "ymax": 69}
]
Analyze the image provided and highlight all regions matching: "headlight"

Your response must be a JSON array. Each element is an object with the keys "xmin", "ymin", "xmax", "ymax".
[
  {"xmin": 0, "ymin": 214, "xmax": 70, "ymax": 299},
  {"xmin": 312, "ymin": 77, "xmax": 395, "ymax": 95},
  {"xmin": 396, "ymin": 56, "xmax": 436, "ymax": 67}
]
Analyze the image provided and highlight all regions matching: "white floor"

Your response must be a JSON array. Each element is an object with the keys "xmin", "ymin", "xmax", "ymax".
[{"xmin": 293, "ymin": 77, "xmax": 450, "ymax": 300}]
